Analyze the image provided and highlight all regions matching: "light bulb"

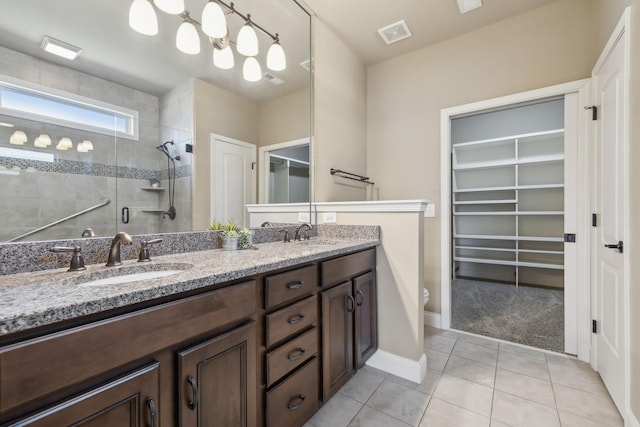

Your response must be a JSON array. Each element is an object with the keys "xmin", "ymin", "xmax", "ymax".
[
  {"xmin": 34, "ymin": 134, "xmax": 52, "ymax": 148},
  {"xmin": 129, "ymin": 0, "xmax": 158, "ymax": 36},
  {"xmin": 81, "ymin": 140, "xmax": 94, "ymax": 151},
  {"xmin": 213, "ymin": 45, "xmax": 234, "ymax": 70},
  {"xmin": 153, "ymin": 0, "xmax": 184, "ymax": 14},
  {"xmin": 58, "ymin": 137, "xmax": 73, "ymax": 149},
  {"xmin": 77, "ymin": 142, "xmax": 89, "ymax": 153},
  {"xmin": 56, "ymin": 141, "xmax": 70, "ymax": 151},
  {"xmin": 243, "ymin": 57, "xmax": 262, "ymax": 82},
  {"xmin": 9, "ymin": 130, "xmax": 27, "ymax": 145},
  {"xmin": 176, "ymin": 19, "xmax": 200, "ymax": 54},
  {"xmin": 237, "ymin": 23, "xmax": 259, "ymax": 57},
  {"xmin": 267, "ymin": 41, "xmax": 286, "ymax": 71},
  {"xmin": 202, "ymin": 1, "xmax": 227, "ymax": 39}
]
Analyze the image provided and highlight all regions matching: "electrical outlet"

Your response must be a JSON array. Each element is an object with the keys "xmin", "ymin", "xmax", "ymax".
[
  {"xmin": 424, "ymin": 203, "xmax": 436, "ymax": 218},
  {"xmin": 298, "ymin": 212, "xmax": 310, "ymax": 222},
  {"xmin": 323, "ymin": 212, "xmax": 337, "ymax": 223}
]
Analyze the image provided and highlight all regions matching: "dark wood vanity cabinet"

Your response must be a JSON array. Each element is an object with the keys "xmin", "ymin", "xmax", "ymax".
[
  {"xmin": 321, "ymin": 249, "xmax": 377, "ymax": 401},
  {"xmin": 0, "ymin": 246, "xmax": 377, "ymax": 427},
  {"xmin": 5, "ymin": 363, "xmax": 160, "ymax": 427},
  {"xmin": 177, "ymin": 322, "xmax": 257, "ymax": 427}
]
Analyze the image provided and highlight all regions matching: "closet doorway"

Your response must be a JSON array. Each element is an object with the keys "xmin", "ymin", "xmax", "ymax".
[{"xmin": 440, "ymin": 81, "xmax": 591, "ymax": 358}]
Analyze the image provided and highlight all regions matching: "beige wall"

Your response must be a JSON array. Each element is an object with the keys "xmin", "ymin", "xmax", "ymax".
[
  {"xmin": 366, "ymin": 0, "xmax": 594, "ymax": 313},
  {"xmin": 591, "ymin": 0, "xmax": 640, "ymax": 420},
  {"xmin": 313, "ymin": 19, "xmax": 368, "ymax": 202},
  {"xmin": 258, "ymin": 88, "xmax": 310, "ymax": 147},
  {"xmin": 192, "ymin": 79, "xmax": 260, "ymax": 230}
]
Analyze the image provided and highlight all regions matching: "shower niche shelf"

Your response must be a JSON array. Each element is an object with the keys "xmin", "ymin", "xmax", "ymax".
[
  {"xmin": 141, "ymin": 209, "xmax": 165, "ymax": 213},
  {"xmin": 141, "ymin": 187, "xmax": 166, "ymax": 192}
]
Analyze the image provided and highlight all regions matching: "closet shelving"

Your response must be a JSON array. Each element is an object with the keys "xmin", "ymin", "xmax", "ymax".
[{"xmin": 452, "ymin": 129, "xmax": 565, "ymax": 286}]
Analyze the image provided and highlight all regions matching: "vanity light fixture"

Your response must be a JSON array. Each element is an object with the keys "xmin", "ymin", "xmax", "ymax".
[
  {"xmin": 127, "ymin": 0, "xmax": 285, "ymax": 81},
  {"xmin": 34, "ymin": 134, "xmax": 52, "ymax": 148},
  {"xmin": 57, "ymin": 137, "xmax": 73, "ymax": 150},
  {"xmin": 201, "ymin": 1, "xmax": 227, "ymax": 38},
  {"xmin": 176, "ymin": 12, "xmax": 201, "ymax": 54},
  {"xmin": 243, "ymin": 57, "xmax": 262, "ymax": 82},
  {"xmin": 40, "ymin": 36, "xmax": 82, "ymax": 60},
  {"xmin": 154, "ymin": 0, "xmax": 184, "ymax": 15},
  {"xmin": 9, "ymin": 130, "xmax": 27, "ymax": 146},
  {"xmin": 213, "ymin": 45, "xmax": 234, "ymax": 69},
  {"xmin": 237, "ymin": 18, "xmax": 259, "ymax": 57}
]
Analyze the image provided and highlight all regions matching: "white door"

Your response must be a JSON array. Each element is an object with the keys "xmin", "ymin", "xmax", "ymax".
[
  {"xmin": 591, "ymin": 14, "xmax": 628, "ymax": 414},
  {"xmin": 211, "ymin": 135, "xmax": 256, "ymax": 227}
]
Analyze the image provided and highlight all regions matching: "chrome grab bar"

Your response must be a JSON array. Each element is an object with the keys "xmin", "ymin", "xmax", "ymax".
[{"xmin": 7, "ymin": 199, "xmax": 111, "ymax": 242}]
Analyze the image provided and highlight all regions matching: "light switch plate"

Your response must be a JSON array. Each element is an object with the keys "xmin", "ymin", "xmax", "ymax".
[
  {"xmin": 424, "ymin": 203, "xmax": 436, "ymax": 218},
  {"xmin": 323, "ymin": 212, "xmax": 337, "ymax": 223},
  {"xmin": 298, "ymin": 212, "xmax": 310, "ymax": 222}
]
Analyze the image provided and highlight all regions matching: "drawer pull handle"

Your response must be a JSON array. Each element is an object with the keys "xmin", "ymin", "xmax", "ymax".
[
  {"xmin": 288, "ymin": 314, "xmax": 305, "ymax": 324},
  {"xmin": 287, "ymin": 348, "xmax": 306, "ymax": 361},
  {"xmin": 187, "ymin": 376, "xmax": 198, "ymax": 410},
  {"xmin": 346, "ymin": 295, "xmax": 355, "ymax": 313},
  {"xmin": 287, "ymin": 394, "xmax": 306, "ymax": 410},
  {"xmin": 146, "ymin": 397, "xmax": 157, "ymax": 427},
  {"xmin": 356, "ymin": 290, "xmax": 364, "ymax": 306},
  {"xmin": 287, "ymin": 281, "xmax": 304, "ymax": 289}
]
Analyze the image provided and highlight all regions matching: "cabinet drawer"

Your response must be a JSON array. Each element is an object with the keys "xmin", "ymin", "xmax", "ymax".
[
  {"xmin": 265, "ymin": 296, "xmax": 317, "ymax": 347},
  {"xmin": 265, "ymin": 327, "xmax": 317, "ymax": 387},
  {"xmin": 266, "ymin": 358, "xmax": 319, "ymax": 427},
  {"xmin": 265, "ymin": 265, "xmax": 317, "ymax": 309},
  {"xmin": 321, "ymin": 248, "xmax": 375, "ymax": 287},
  {"xmin": 0, "ymin": 280, "xmax": 256, "ymax": 414}
]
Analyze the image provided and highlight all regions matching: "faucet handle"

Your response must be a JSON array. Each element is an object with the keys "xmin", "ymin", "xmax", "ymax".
[
  {"xmin": 280, "ymin": 229, "xmax": 291, "ymax": 243},
  {"xmin": 50, "ymin": 245, "xmax": 86, "ymax": 272},
  {"xmin": 138, "ymin": 239, "xmax": 163, "ymax": 262}
]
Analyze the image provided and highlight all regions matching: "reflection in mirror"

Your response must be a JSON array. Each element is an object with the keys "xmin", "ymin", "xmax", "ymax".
[
  {"xmin": 0, "ymin": 0, "xmax": 312, "ymax": 242},
  {"xmin": 267, "ymin": 144, "xmax": 310, "ymax": 204}
]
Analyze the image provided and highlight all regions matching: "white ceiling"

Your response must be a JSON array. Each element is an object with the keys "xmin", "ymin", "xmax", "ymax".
[
  {"xmin": 0, "ymin": 0, "xmax": 560, "ymax": 101},
  {"xmin": 303, "ymin": 0, "xmax": 560, "ymax": 65}
]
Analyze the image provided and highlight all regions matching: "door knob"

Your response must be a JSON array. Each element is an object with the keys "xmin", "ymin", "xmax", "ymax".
[{"xmin": 604, "ymin": 241, "xmax": 623, "ymax": 253}]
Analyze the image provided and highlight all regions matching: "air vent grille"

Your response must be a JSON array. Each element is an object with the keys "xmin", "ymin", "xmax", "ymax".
[{"xmin": 377, "ymin": 20, "xmax": 412, "ymax": 45}]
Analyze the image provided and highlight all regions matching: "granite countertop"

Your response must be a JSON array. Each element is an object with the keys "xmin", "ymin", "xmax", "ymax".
[{"xmin": 0, "ymin": 238, "xmax": 379, "ymax": 336}]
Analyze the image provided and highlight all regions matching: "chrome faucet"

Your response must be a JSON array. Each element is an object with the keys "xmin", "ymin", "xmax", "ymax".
[
  {"xmin": 294, "ymin": 223, "xmax": 312, "ymax": 241},
  {"xmin": 106, "ymin": 231, "xmax": 133, "ymax": 266}
]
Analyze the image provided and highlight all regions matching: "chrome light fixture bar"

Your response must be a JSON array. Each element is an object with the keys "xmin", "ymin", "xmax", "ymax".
[{"xmin": 128, "ymin": 0, "xmax": 286, "ymax": 82}]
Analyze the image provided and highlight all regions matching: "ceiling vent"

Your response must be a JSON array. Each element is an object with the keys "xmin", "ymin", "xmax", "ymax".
[
  {"xmin": 457, "ymin": 0, "xmax": 483, "ymax": 14},
  {"xmin": 263, "ymin": 72, "xmax": 285, "ymax": 86},
  {"xmin": 377, "ymin": 20, "xmax": 412, "ymax": 45}
]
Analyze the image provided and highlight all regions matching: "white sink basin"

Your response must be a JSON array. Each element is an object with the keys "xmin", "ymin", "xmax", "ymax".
[{"xmin": 68, "ymin": 263, "xmax": 193, "ymax": 287}]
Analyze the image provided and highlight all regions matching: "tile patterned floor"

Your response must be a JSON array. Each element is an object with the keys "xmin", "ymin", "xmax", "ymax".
[{"xmin": 304, "ymin": 326, "xmax": 623, "ymax": 427}]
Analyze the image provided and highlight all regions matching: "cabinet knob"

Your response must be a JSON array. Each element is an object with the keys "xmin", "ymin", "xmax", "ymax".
[
  {"xmin": 346, "ymin": 295, "xmax": 355, "ymax": 313},
  {"xmin": 286, "ymin": 281, "xmax": 304, "ymax": 289},
  {"xmin": 355, "ymin": 290, "xmax": 364, "ymax": 306},
  {"xmin": 287, "ymin": 314, "xmax": 305, "ymax": 324},
  {"xmin": 287, "ymin": 348, "xmax": 306, "ymax": 361}
]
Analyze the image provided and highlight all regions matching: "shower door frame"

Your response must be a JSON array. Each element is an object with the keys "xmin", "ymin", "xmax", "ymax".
[{"xmin": 439, "ymin": 79, "xmax": 591, "ymax": 360}]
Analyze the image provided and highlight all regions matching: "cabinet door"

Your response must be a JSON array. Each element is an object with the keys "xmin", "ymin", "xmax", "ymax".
[
  {"xmin": 321, "ymin": 281, "xmax": 355, "ymax": 401},
  {"xmin": 178, "ymin": 322, "xmax": 257, "ymax": 427},
  {"xmin": 6, "ymin": 363, "xmax": 160, "ymax": 427},
  {"xmin": 353, "ymin": 271, "xmax": 377, "ymax": 368}
]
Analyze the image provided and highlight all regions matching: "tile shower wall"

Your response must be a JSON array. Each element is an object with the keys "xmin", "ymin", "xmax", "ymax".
[{"xmin": 0, "ymin": 46, "xmax": 193, "ymax": 241}]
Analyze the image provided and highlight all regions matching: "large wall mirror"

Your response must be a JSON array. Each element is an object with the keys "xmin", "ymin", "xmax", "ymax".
[{"xmin": 0, "ymin": 0, "xmax": 312, "ymax": 242}]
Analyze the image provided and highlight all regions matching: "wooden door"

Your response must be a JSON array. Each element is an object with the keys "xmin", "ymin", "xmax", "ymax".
[
  {"xmin": 592, "ymin": 12, "xmax": 628, "ymax": 413},
  {"xmin": 178, "ymin": 322, "xmax": 257, "ymax": 427},
  {"xmin": 353, "ymin": 271, "xmax": 377, "ymax": 369},
  {"xmin": 212, "ymin": 134, "xmax": 256, "ymax": 227},
  {"xmin": 6, "ymin": 363, "xmax": 159, "ymax": 427},
  {"xmin": 321, "ymin": 281, "xmax": 354, "ymax": 401}
]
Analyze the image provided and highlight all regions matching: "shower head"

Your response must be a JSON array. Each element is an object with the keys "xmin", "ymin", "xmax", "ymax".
[{"xmin": 156, "ymin": 140, "xmax": 176, "ymax": 160}]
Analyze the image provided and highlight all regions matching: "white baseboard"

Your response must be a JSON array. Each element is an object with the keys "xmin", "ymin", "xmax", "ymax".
[
  {"xmin": 366, "ymin": 350, "xmax": 427, "ymax": 384},
  {"xmin": 628, "ymin": 409, "xmax": 640, "ymax": 427},
  {"xmin": 424, "ymin": 311, "xmax": 442, "ymax": 328}
]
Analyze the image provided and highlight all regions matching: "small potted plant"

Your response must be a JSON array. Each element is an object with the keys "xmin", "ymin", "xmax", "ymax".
[{"xmin": 220, "ymin": 220, "xmax": 239, "ymax": 251}]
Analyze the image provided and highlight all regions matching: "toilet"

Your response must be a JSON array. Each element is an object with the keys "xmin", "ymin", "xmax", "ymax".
[{"xmin": 423, "ymin": 288, "xmax": 430, "ymax": 306}]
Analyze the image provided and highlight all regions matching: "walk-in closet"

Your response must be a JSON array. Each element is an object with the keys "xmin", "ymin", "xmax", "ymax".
[{"xmin": 450, "ymin": 98, "xmax": 567, "ymax": 352}]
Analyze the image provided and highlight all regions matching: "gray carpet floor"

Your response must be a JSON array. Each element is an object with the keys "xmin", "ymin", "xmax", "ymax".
[{"xmin": 451, "ymin": 278, "xmax": 564, "ymax": 352}]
